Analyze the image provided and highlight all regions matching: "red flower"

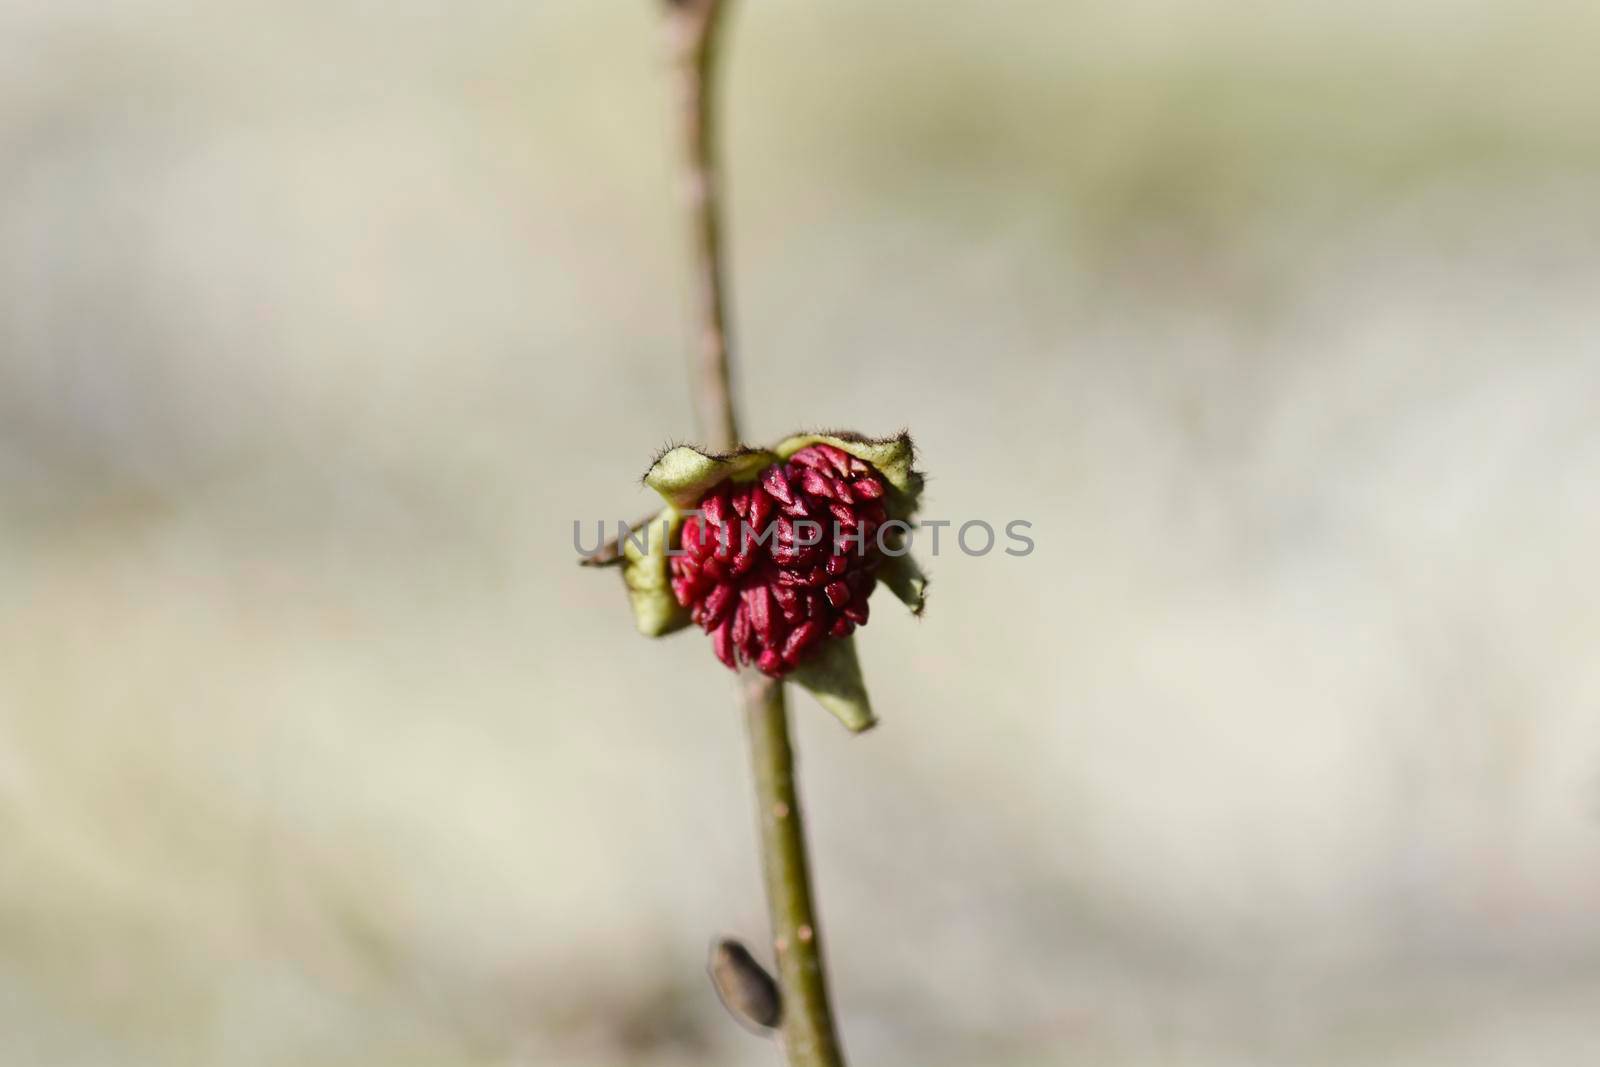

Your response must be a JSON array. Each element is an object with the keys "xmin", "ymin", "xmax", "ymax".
[
  {"xmin": 593, "ymin": 431, "xmax": 926, "ymax": 732},
  {"xmin": 669, "ymin": 443, "xmax": 890, "ymax": 675}
]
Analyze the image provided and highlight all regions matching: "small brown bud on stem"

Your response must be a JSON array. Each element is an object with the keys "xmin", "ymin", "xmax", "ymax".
[{"xmin": 708, "ymin": 937, "xmax": 782, "ymax": 1033}]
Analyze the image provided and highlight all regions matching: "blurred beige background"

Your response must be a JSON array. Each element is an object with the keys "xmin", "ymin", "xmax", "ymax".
[{"xmin": 3, "ymin": 1, "xmax": 1600, "ymax": 1064}]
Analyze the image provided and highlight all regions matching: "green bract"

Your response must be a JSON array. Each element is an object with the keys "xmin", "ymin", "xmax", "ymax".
[
  {"xmin": 643, "ymin": 446, "xmax": 782, "ymax": 509},
  {"xmin": 621, "ymin": 506, "xmax": 691, "ymax": 637}
]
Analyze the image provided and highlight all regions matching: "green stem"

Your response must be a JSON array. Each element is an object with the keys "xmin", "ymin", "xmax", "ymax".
[
  {"xmin": 668, "ymin": 0, "xmax": 740, "ymax": 453},
  {"xmin": 744, "ymin": 672, "xmax": 847, "ymax": 1067},
  {"xmin": 663, "ymin": 3, "xmax": 849, "ymax": 1062}
]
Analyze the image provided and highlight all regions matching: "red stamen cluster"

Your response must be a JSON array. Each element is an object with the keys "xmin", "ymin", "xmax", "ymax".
[{"xmin": 669, "ymin": 444, "xmax": 890, "ymax": 675}]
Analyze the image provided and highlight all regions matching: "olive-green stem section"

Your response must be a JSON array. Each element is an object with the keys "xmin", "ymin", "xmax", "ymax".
[
  {"xmin": 744, "ymin": 672, "xmax": 847, "ymax": 1067},
  {"xmin": 662, "ymin": 2, "xmax": 849, "ymax": 1064},
  {"xmin": 668, "ymin": 0, "xmax": 740, "ymax": 453}
]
